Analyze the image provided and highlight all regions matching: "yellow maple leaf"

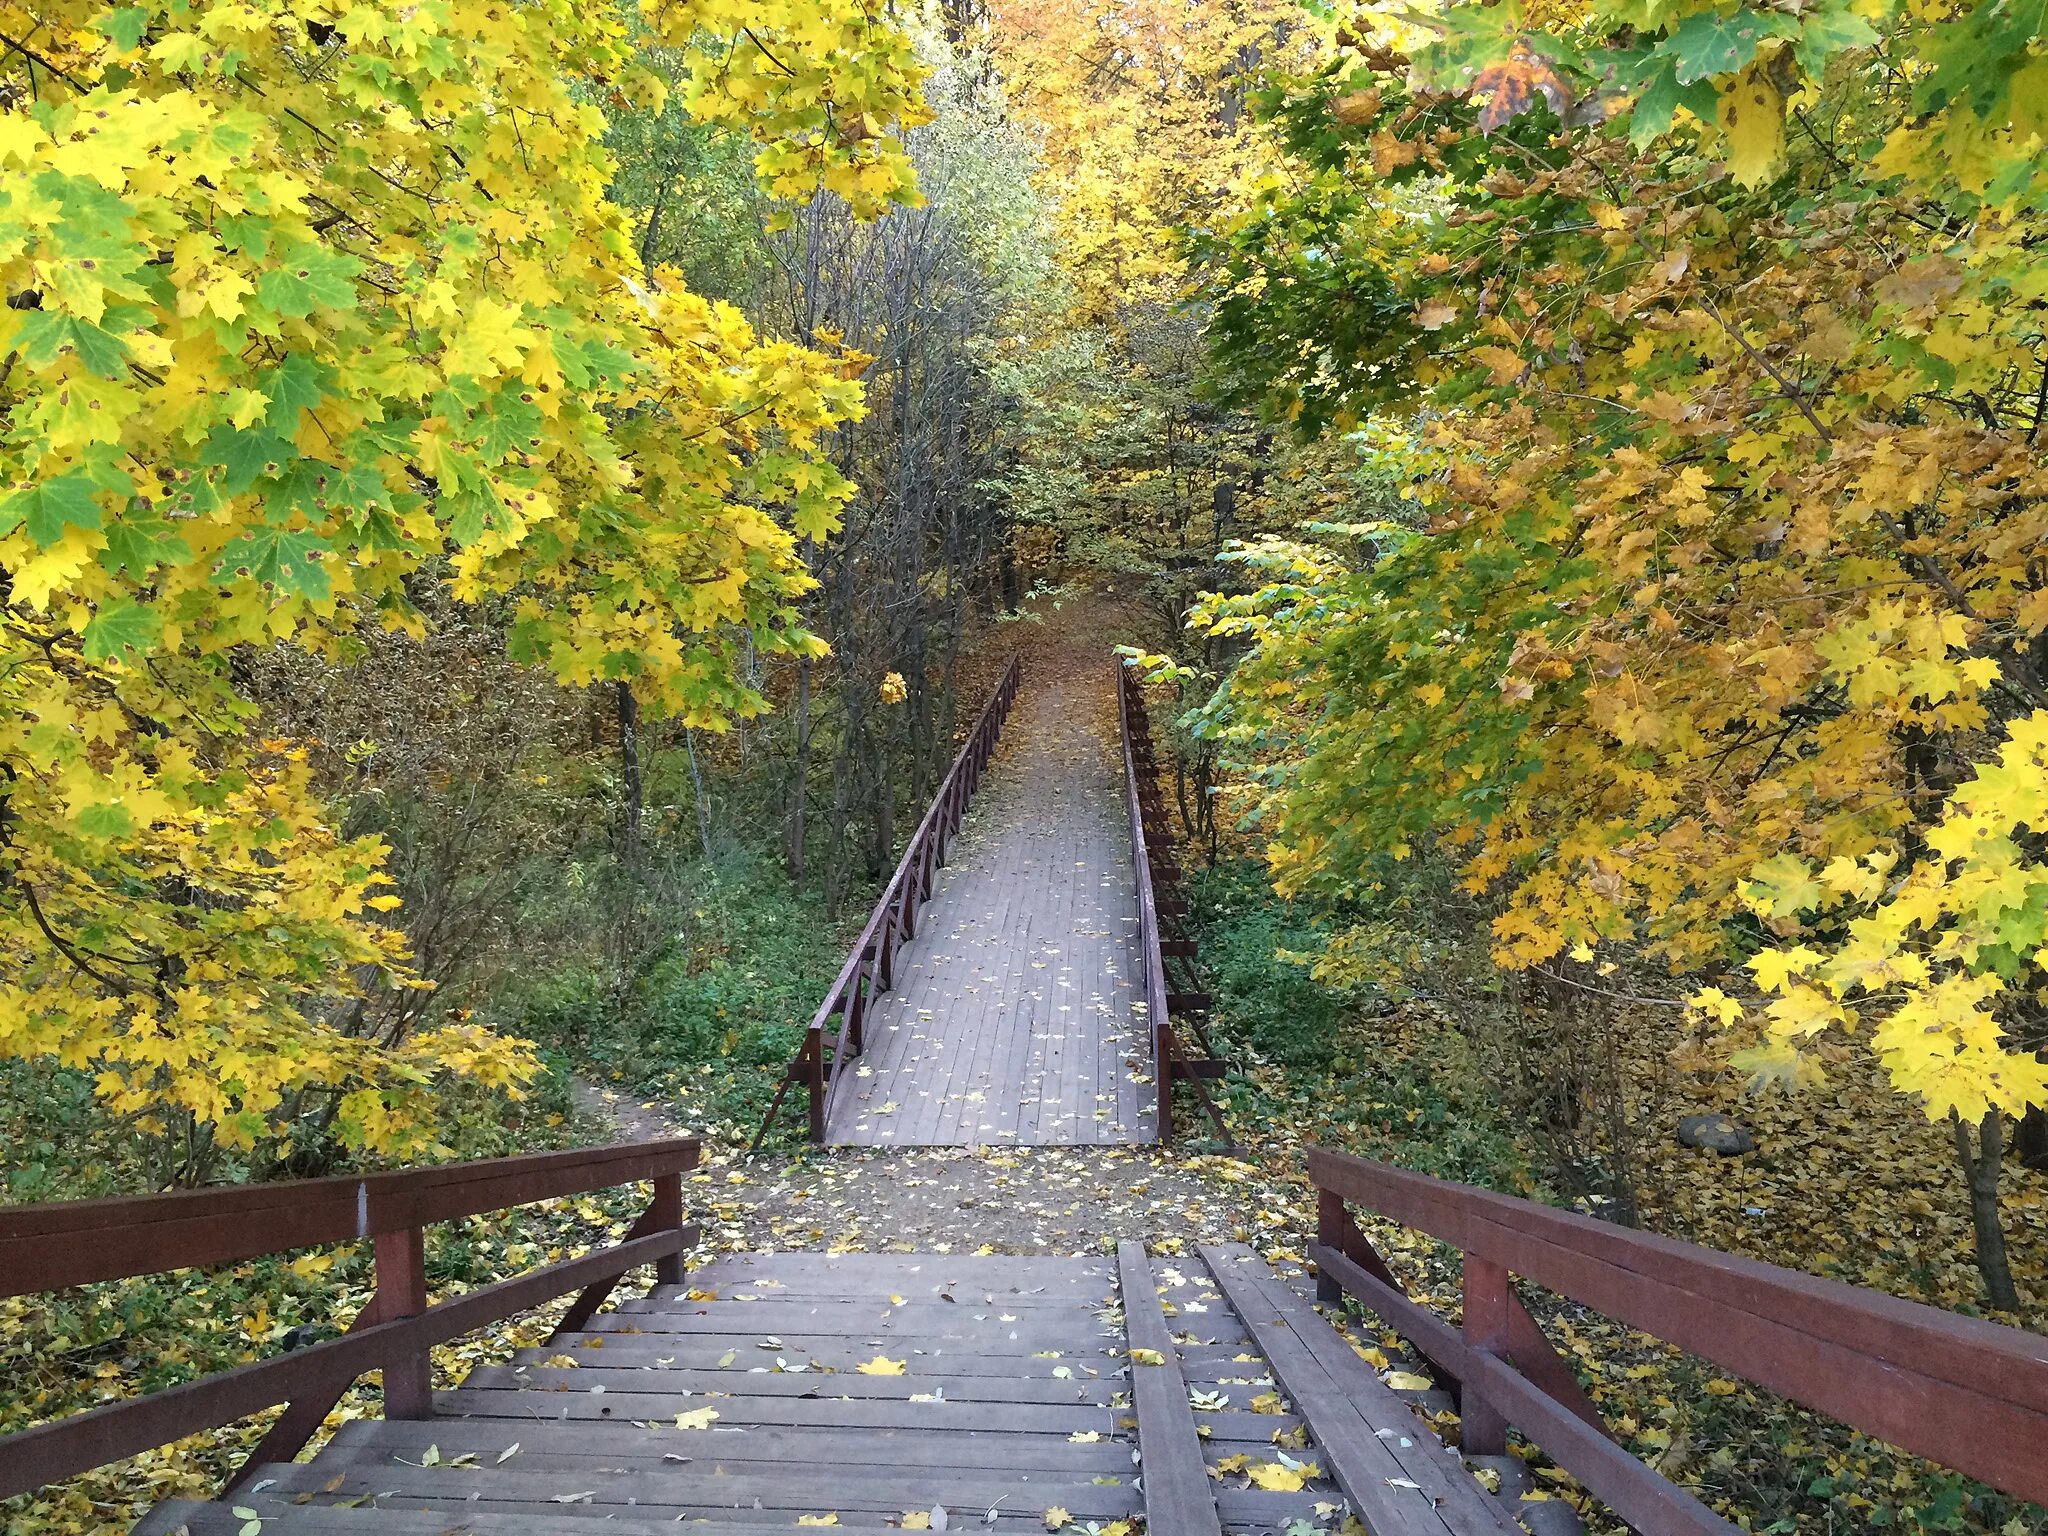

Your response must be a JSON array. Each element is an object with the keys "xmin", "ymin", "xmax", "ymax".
[
  {"xmin": 1247, "ymin": 1461, "xmax": 1308, "ymax": 1491},
  {"xmin": 858, "ymin": 1355, "xmax": 907, "ymax": 1375},
  {"xmin": 1718, "ymin": 62, "xmax": 1785, "ymax": 188}
]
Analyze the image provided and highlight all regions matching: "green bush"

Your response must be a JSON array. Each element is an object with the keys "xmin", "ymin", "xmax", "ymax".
[{"xmin": 1191, "ymin": 858, "xmax": 1348, "ymax": 1071}]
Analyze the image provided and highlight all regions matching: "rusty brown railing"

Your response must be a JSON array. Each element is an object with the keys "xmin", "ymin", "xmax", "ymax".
[
  {"xmin": 1308, "ymin": 1143, "xmax": 2048, "ymax": 1530},
  {"xmin": 1117, "ymin": 660, "xmax": 1229, "ymax": 1146},
  {"xmin": 0, "ymin": 1137, "xmax": 701, "ymax": 1500},
  {"xmin": 754, "ymin": 656, "xmax": 1022, "ymax": 1148}
]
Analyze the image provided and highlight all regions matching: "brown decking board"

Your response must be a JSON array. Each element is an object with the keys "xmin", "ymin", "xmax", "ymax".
[{"xmin": 826, "ymin": 665, "xmax": 1158, "ymax": 1146}]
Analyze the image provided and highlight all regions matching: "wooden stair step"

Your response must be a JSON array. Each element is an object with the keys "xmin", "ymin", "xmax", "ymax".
[
  {"xmin": 236, "ymin": 1460, "xmax": 1143, "ymax": 1523},
  {"xmin": 326, "ymin": 1417, "xmax": 1135, "ymax": 1476}
]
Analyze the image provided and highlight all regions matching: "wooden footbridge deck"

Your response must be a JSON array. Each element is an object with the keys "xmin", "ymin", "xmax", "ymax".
[
  {"xmin": 6, "ymin": 661, "xmax": 2048, "ymax": 1536},
  {"xmin": 7, "ymin": 1136, "xmax": 2047, "ymax": 1534}
]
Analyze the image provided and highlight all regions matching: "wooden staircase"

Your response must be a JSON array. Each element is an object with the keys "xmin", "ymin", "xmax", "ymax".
[{"xmin": 135, "ymin": 1248, "xmax": 1567, "ymax": 1536}]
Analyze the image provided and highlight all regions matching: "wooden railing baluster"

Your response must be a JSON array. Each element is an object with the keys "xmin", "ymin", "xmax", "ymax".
[{"xmin": 754, "ymin": 657, "xmax": 1022, "ymax": 1149}]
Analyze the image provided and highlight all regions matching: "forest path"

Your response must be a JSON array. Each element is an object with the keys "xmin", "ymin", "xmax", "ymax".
[{"xmin": 824, "ymin": 620, "xmax": 1158, "ymax": 1147}]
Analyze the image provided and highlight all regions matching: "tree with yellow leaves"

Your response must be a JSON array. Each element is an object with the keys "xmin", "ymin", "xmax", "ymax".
[
  {"xmin": 0, "ymin": 0, "xmax": 927, "ymax": 1177},
  {"xmin": 1177, "ymin": 0, "xmax": 2048, "ymax": 1304}
]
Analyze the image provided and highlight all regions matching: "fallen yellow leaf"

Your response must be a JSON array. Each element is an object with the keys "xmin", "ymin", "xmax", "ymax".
[{"xmin": 858, "ymin": 1355, "xmax": 907, "ymax": 1376}]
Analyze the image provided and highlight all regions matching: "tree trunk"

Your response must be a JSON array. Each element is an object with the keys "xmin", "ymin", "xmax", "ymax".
[
  {"xmin": 786, "ymin": 656, "xmax": 813, "ymax": 880},
  {"xmin": 685, "ymin": 727, "xmax": 713, "ymax": 859},
  {"xmin": 1952, "ymin": 1110, "xmax": 2023, "ymax": 1310},
  {"xmin": 615, "ymin": 681, "xmax": 642, "ymax": 875},
  {"xmin": 2015, "ymin": 1104, "xmax": 2048, "ymax": 1172}
]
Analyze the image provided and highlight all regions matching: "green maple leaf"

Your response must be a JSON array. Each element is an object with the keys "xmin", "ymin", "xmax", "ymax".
[
  {"xmin": 469, "ymin": 389, "xmax": 545, "ymax": 461},
  {"xmin": 83, "ymin": 596, "xmax": 161, "ymax": 661},
  {"xmin": 100, "ymin": 507, "xmax": 194, "ymax": 577},
  {"xmin": 14, "ymin": 308, "xmax": 132, "ymax": 379},
  {"xmin": 202, "ymin": 423, "xmax": 299, "ymax": 495},
  {"xmin": 215, "ymin": 526, "xmax": 335, "ymax": 599},
  {"xmin": 1792, "ymin": 0, "xmax": 1879, "ymax": 80},
  {"xmin": 263, "ymin": 351, "xmax": 333, "ymax": 431},
  {"xmin": 254, "ymin": 244, "xmax": 362, "ymax": 319},
  {"xmin": 1630, "ymin": 59, "xmax": 1725, "ymax": 147},
  {"xmin": 1, "ymin": 474, "xmax": 104, "ymax": 547},
  {"xmin": 1662, "ymin": 8, "xmax": 1800, "ymax": 84},
  {"xmin": 98, "ymin": 6, "xmax": 149, "ymax": 49}
]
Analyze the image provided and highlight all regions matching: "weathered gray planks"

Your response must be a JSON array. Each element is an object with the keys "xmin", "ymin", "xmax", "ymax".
[
  {"xmin": 1117, "ymin": 1240, "xmax": 1224, "ymax": 1536},
  {"xmin": 132, "ymin": 1244, "xmax": 1562, "ymax": 1536},
  {"xmin": 1201, "ymin": 1243, "xmax": 1524, "ymax": 1536},
  {"xmin": 826, "ymin": 665, "xmax": 1159, "ymax": 1146}
]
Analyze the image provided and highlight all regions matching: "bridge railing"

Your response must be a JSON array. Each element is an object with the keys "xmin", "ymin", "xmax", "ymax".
[
  {"xmin": 1308, "ymin": 1143, "xmax": 2048, "ymax": 1531},
  {"xmin": 1116, "ymin": 661, "xmax": 1229, "ymax": 1146},
  {"xmin": 0, "ymin": 1137, "xmax": 701, "ymax": 1501},
  {"xmin": 754, "ymin": 655, "xmax": 1023, "ymax": 1148}
]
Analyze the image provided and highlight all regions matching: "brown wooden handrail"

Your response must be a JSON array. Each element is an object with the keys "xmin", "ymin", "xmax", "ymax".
[
  {"xmin": 1116, "ymin": 661, "xmax": 1229, "ymax": 1146},
  {"xmin": 753, "ymin": 656, "xmax": 1022, "ymax": 1148},
  {"xmin": 1307, "ymin": 1143, "xmax": 2048, "ymax": 1528},
  {"xmin": 0, "ymin": 1137, "xmax": 701, "ymax": 1501}
]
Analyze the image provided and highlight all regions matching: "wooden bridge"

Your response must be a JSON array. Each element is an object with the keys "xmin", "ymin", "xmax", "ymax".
[
  {"xmin": 5, "ymin": 660, "xmax": 2047, "ymax": 1535},
  {"xmin": 5, "ymin": 1135, "xmax": 2046, "ymax": 1534},
  {"xmin": 754, "ymin": 656, "xmax": 1227, "ymax": 1150}
]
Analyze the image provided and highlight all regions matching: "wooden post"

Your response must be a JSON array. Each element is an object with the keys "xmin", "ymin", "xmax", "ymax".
[
  {"xmin": 651, "ymin": 1172, "xmax": 685, "ymax": 1286},
  {"xmin": 805, "ymin": 1036, "xmax": 826, "ymax": 1142},
  {"xmin": 1315, "ymin": 1188, "xmax": 1347, "ymax": 1304},
  {"xmin": 1462, "ymin": 1254, "xmax": 1512, "ymax": 1455},
  {"xmin": 373, "ymin": 1225, "xmax": 432, "ymax": 1419},
  {"xmin": 848, "ymin": 969, "xmax": 867, "ymax": 1056}
]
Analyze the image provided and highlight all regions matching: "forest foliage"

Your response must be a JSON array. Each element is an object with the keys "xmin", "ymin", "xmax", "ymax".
[
  {"xmin": 0, "ymin": 0, "xmax": 934, "ymax": 1169},
  {"xmin": 1147, "ymin": 0, "xmax": 2048, "ymax": 1307}
]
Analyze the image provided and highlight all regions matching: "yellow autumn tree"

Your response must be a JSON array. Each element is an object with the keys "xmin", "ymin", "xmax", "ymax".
[
  {"xmin": 0, "ymin": 0, "xmax": 928, "ymax": 1170},
  {"xmin": 1175, "ymin": 0, "xmax": 2048, "ymax": 1304}
]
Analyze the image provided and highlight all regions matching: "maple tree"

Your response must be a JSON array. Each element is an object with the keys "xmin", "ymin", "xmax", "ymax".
[
  {"xmin": 0, "ymin": 0, "xmax": 927, "ymax": 1169},
  {"xmin": 1171, "ymin": 0, "xmax": 2048, "ymax": 1304}
]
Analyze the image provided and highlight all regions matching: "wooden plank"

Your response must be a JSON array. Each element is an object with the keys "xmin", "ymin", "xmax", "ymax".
[
  {"xmin": 603, "ymin": 1297, "xmax": 1112, "ymax": 1330},
  {"xmin": 471, "ymin": 1363, "xmax": 1116, "ymax": 1405},
  {"xmin": 141, "ymin": 1503, "xmax": 1069, "ymax": 1535},
  {"xmin": 1198, "ymin": 1244, "xmax": 1471, "ymax": 1536},
  {"xmin": 240, "ymin": 1459, "xmax": 1144, "ymax": 1520},
  {"xmin": 1117, "ymin": 1241, "xmax": 1223, "ymax": 1536},
  {"xmin": 330, "ymin": 1416, "xmax": 1138, "ymax": 1475},
  {"xmin": 573, "ymin": 1317, "xmax": 1110, "ymax": 1352},
  {"xmin": 1215, "ymin": 1247, "xmax": 1524, "ymax": 1534},
  {"xmin": 513, "ymin": 1342, "xmax": 1117, "ymax": 1379},
  {"xmin": 435, "ymin": 1385, "xmax": 1115, "ymax": 1435},
  {"xmin": 0, "ymin": 1139, "xmax": 698, "ymax": 1296}
]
